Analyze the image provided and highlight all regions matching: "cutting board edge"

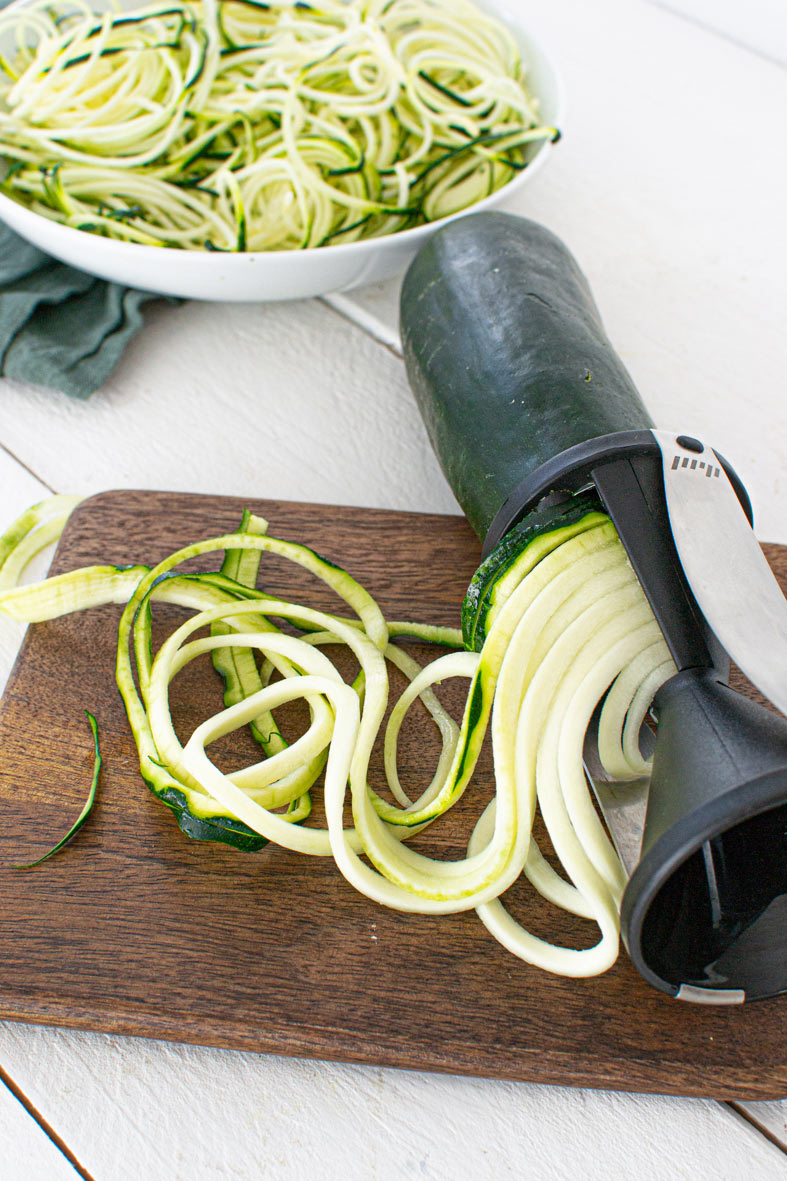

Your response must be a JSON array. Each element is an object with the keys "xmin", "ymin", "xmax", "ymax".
[
  {"xmin": 65, "ymin": 487, "xmax": 474, "ymax": 534},
  {"xmin": 0, "ymin": 996, "xmax": 784, "ymax": 1102}
]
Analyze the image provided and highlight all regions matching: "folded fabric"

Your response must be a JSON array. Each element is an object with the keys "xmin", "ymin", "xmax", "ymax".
[{"xmin": 0, "ymin": 221, "xmax": 171, "ymax": 398}]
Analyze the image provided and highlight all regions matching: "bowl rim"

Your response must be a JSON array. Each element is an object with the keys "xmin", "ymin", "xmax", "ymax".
[{"xmin": 0, "ymin": 0, "xmax": 565, "ymax": 266}]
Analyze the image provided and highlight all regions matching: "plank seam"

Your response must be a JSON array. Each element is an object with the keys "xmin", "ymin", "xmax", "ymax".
[
  {"xmin": 645, "ymin": 0, "xmax": 787, "ymax": 71},
  {"xmin": 0, "ymin": 440, "xmax": 57, "ymax": 495},
  {"xmin": 320, "ymin": 293, "xmax": 403, "ymax": 358},
  {"xmin": 725, "ymin": 1100, "xmax": 787, "ymax": 1157},
  {"xmin": 0, "ymin": 1062, "xmax": 96, "ymax": 1180}
]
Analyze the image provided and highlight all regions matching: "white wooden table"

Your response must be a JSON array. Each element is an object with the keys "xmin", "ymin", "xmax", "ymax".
[{"xmin": 0, "ymin": 0, "xmax": 786, "ymax": 1176}]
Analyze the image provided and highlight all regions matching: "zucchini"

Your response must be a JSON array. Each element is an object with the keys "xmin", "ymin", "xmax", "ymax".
[
  {"xmin": 400, "ymin": 211, "xmax": 654, "ymax": 540},
  {"xmin": 397, "ymin": 212, "xmax": 683, "ymax": 972}
]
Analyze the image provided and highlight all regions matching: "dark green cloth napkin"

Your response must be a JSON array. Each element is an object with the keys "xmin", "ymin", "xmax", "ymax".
[{"xmin": 0, "ymin": 221, "xmax": 169, "ymax": 398}]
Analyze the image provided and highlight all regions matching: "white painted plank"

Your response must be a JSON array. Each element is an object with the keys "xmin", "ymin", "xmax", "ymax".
[
  {"xmin": 337, "ymin": 0, "xmax": 787, "ymax": 546},
  {"xmin": 0, "ymin": 1022, "xmax": 784, "ymax": 1181},
  {"xmin": 647, "ymin": 0, "xmax": 787, "ymax": 66},
  {"xmin": 0, "ymin": 1078, "xmax": 81, "ymax": 1180},
  {"xmin": 0, "ymin": 298, "xmax": 460, "ymax": 521}
]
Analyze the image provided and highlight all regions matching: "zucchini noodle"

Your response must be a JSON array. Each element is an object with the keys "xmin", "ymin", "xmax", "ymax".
[
  {"xmin": 0, "ymin": 495, "xmax": 675, "ymax": 978},
  {"xmin": 0, "ymin": 0, "xmax": 557, "ymax": 249}
]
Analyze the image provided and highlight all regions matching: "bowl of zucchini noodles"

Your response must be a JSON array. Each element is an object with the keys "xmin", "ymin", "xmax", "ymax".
[{"xmin": 0, "ymin": 0, "xmax": 561, "ymax": 300}]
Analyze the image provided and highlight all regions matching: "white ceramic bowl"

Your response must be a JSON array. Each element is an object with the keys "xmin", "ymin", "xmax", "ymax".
[{"xmin": 0, "ymin": 0, "xmax": 562, "ymax": 301}]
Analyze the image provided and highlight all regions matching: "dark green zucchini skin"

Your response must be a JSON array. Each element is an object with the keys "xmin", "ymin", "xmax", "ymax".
[{"xmin": 400, "ymin": 212, "xmax": 654, "ymax": 539}]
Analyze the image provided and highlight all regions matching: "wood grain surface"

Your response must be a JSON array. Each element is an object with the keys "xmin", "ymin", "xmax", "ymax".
[{"xmin": 0, "ymin": 490, "xmax": 784, "ymax": 1101}]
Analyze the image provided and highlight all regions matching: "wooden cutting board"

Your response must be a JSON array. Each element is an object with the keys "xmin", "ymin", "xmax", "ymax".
[{"xmin": 0, "ymin": 490, "xmax": 784, "ymax": 1101}]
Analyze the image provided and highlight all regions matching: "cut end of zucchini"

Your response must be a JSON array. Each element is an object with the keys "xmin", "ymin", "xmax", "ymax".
[{"xmin": 462, "ymin": 492, "xmax": 606, "ymax": 651}]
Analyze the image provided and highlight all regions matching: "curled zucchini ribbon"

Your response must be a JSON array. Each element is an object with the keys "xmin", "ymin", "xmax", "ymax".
[
  {"xmin": 0, "ymin": 497, "xmax": 674, "ymax": 978},
  {"xmin": 0, "ymin": 0, "xmax": 554, "ymax": 249}
]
